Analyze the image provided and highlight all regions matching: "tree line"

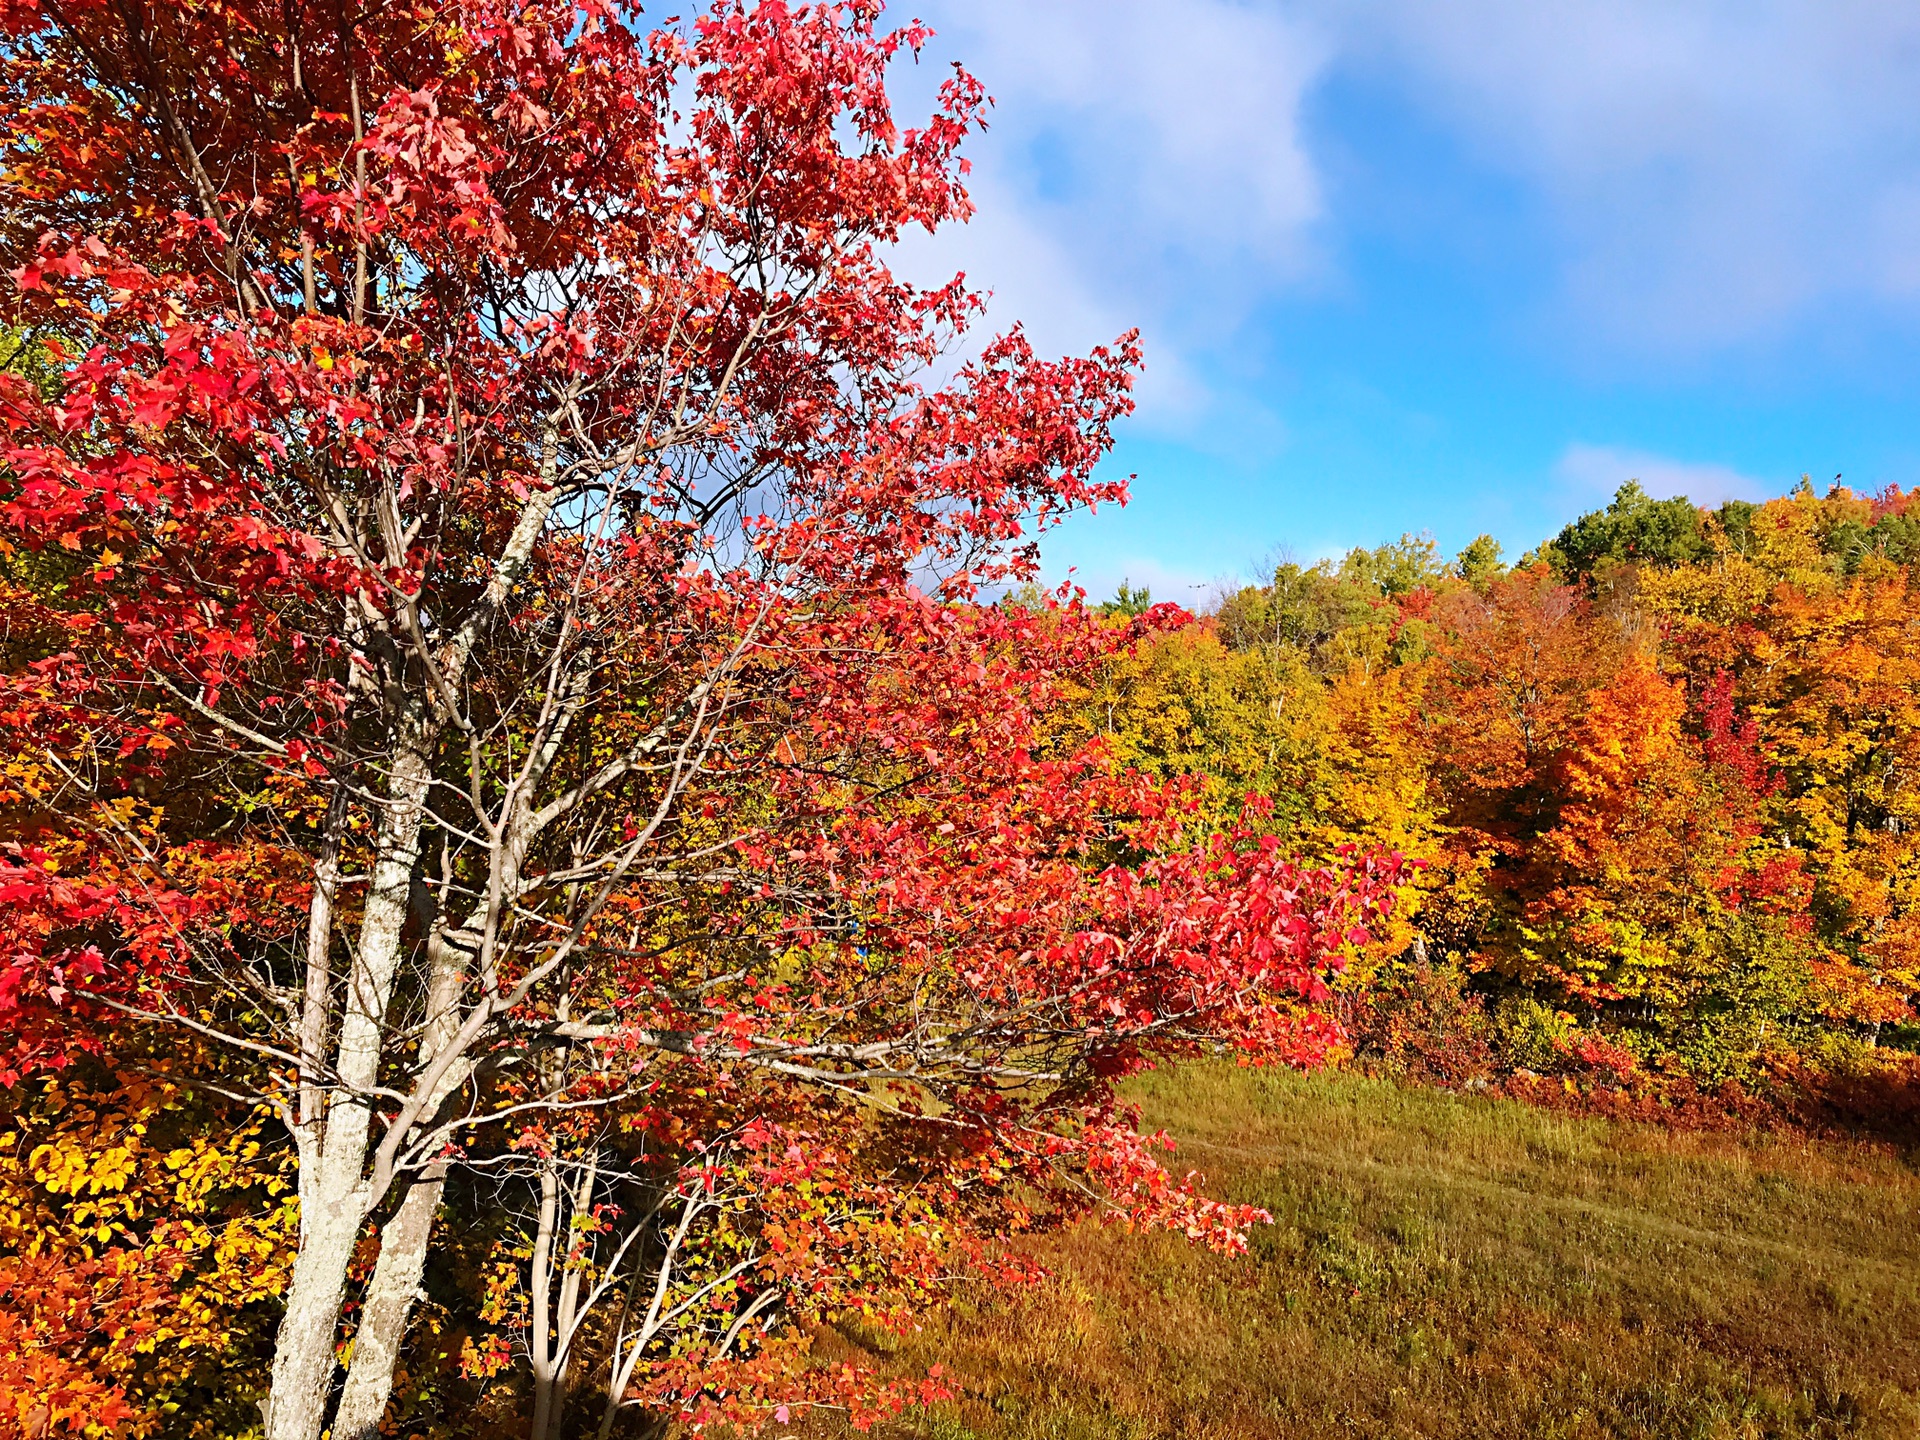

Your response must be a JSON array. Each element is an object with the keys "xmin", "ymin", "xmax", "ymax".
[{"xmin": 1079, "ymin": 479, "xmax": 1920, "ymax": 1100}]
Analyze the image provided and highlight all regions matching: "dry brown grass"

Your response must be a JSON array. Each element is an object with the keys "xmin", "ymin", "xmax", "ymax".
[{"xmin": 824, "ymin": 1065, "xmax": 1920, "ymax": 1440}]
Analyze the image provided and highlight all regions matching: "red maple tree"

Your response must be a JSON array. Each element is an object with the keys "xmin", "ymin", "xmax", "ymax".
[{"xmin": 0, "ymin": 0, "xmax": 1398, "ymax": 1433}]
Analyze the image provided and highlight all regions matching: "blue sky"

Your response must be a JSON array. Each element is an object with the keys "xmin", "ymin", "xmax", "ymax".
[{"xmin": 886, "ymin": 1, "xmax": 1920, "ymax": 602}]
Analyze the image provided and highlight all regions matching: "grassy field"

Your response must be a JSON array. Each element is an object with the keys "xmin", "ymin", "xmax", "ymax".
[{"xmin": 837, "ymin": 1066, "xmax": 1920, "ymax": 1440}]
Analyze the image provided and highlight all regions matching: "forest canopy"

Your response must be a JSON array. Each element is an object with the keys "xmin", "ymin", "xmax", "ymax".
[{"xmin": 1083, "ymin": 480, "xmax": 1920, "ymax": 1097}]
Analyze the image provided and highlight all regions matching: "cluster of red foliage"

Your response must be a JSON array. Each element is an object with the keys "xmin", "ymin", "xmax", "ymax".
[{"xmin": 0, "ymin": 1, "xmax": 1402, "ymax": 1434}]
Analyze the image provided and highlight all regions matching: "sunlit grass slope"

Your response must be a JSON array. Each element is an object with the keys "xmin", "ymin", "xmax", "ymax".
[{"xmin": 850, "ymin": 1067, "xmax": 1920, "ymax": 1439}]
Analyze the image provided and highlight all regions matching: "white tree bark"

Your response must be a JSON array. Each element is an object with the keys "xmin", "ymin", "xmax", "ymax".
[
  {"xmin": 332, "ymin": 910, "xmax": 480, "ymax": 1438},
  {"xmin": 263, "ymin": 434, "xmax": 571, "ymax": 1438},
  {"xmin": 528, "ymin": 1150, "xmax": 598, "ymax": 1440},
  {"xmin": 265, "ymin": 728, "xmax": 435, "ymax": 1440},
  {"xmin": 329, "ymin": 1170, "xmax": 445, "ymax": 1440}
]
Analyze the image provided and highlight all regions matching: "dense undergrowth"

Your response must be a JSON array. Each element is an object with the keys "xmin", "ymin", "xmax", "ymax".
[
  {"xmin": 1346, "ymin": 962, "xmax": 1920, "ymax": 1142},
  {"xmin": 830, "ymin": 1064, "xmax": 1920, "ymax": 1440}
]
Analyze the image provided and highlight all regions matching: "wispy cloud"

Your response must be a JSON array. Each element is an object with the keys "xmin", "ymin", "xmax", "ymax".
[
  {"xmin": 1308, "ymin": 0, "xmax": 1920, "ymax": 351},
  {"xmin": 1554, "ymin": 443, "xmax": 1768, "ymax": 509},
  {"xmin": 880, "ymin": 1, "xmax": 1918, "ymax": 590},
  {"xmin": 901, "ymin": 1, "xmax": 1920, "ymax": 366},
  {"xmin": 897, "ymin": 0, "xmax": 1333, "ymax": 420}
]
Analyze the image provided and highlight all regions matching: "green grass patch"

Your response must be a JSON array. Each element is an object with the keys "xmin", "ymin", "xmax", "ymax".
[{"xmin": 855, "ymin": 1066, "xmax": 1920, "ymax": 1439}]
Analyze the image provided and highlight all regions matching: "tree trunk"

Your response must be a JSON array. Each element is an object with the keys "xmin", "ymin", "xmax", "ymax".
[
  {"xmin": 261, "ymin": 1197, "xmax": 364, "ymax": 1440},
  {"xmin": 527, "ymin": 1159, "xmax": 563, "ymax": 1440},
  {"xmin": 265, "ymin": 728, "xmax": 435, "ymax": 1440},
  {"xmin": 266, "ymin": 471, "xmax": 564, "ymax": 1440},
  {"xmin": 333, "ymin": 914, "xmax": 476, "ymax": 1436},
  {"xmin": 530, "ymin": 1149, "xmax": 597, "ymax": 1440},
  {"xmin": 330, "ymin": 1170, "xmax": 446, "ymax": 1440}
]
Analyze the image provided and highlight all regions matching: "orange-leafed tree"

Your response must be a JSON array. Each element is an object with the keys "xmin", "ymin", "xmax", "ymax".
[
  {"xmin": 1421, "ymin": 568, "xmax": 1780, "ymax": 1052},
  {"xmin": 1709, "ymin": 559, "xmax": 1920, "ymax": 1035},
  {"xmin": 0, "ymin": 1052, "xmax": 293, "ymax": 1439}
]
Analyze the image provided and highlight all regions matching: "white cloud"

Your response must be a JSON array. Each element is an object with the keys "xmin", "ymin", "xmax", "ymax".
[
  {"xmin": 946, "ymin": 0, "xmax": 1328, "ymax": 270},
  {"xmin": 894, "ymin": 0, "xmax": 1334, "ymax": 422},
  {"xmin": 1554, "ymin": 442, "xmax": 1768, "ymax": 509},
  {"xmin": 1318, "ymin": 0, "xmax": 1920, "ymax": 349},
  {"xmin": 894, "ymin": 1, "xmax": 1920, "ymax": 368},
  {"xmin": 889, "ymin": 168, "xmax": 1124, "ymax": 366}
]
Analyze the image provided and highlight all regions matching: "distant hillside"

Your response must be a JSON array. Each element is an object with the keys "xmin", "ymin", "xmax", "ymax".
[{"xmin": 1046, "ymin": 481, "xmax": 1920, "ymax": 1115}]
